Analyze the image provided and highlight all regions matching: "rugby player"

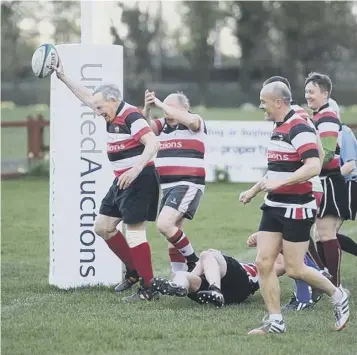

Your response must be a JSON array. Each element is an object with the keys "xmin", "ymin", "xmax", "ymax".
[
  {"xmin": 51, "ymin": 59, "xmax": 160, "ymax": 302},
  {"xmin": 151, "ymin": 248, "xmax": 285, "ymax": 307},
  {"xmin": 239, "ymin": 82, "xmax": 350, "ymax": 334},
  {"xmin": 330, "ymin": 100, "xmax": 357, "ymax": 256},
  {"xmin": 305, "ymin": 73, "xmax": 349, "ymax": 287},
  {"xmin": 142, "ymin": 90, "xmax": 205, "ymax": 272},
  {"xmin": 262, "ymin": 76, "xmax": 327, "ymax": 311},
  {"xmin": 340, "ymin": 122, "xmax": 357, "ymax": 223}
]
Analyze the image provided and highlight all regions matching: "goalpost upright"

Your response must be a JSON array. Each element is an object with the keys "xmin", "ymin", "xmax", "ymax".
[{"xmin": 49, "ymin": 0, "xmax": 124, "ymax": 289}]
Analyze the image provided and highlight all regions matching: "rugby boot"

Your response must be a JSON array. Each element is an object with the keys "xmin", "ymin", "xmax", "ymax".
[
  {"xmin": 248, "ymin": 315, "xmax": 286, "ymax": 335},
  {"xmin": 333, "ymin": 287, "xmax": 350, "ymax": 331},
  {"xmin": 197, "ymin": 285, "xmax": 225, "ymax": 308},
  {"xmin": 123, "ymin": 280, "xmax": 160, "ymax": 303},
  {"xmin": 114, "ymin": 269, "xmax": 139, "ymax": 293},
  {"xmin": 151, "ymin": 277, "xmax": 188, "ymax": 297},
  {"xmin": 282, "ymin": 294, "xmax": 314, "ymax": 311}
]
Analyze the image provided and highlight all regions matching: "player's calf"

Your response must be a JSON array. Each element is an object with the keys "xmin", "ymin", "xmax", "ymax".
[{"xmin": 157, "ymin": 216, "xmax": 199, "ymax": 271}]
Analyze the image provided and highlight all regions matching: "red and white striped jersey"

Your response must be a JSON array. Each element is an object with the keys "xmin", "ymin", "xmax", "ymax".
[
  {"xmin": 312, "ymin": 103, "xmax": 342, "ymax": 177},
  {"xmin": 264, "ymin": 109, "xmax": 319, "ymax": 219},
  {"xmin": 106, "ymin": 101, "xmax": 154, "ymax": 177},
  {"xmin": 153, "ymin": 117, "xmax": 206, "ymax": 191},
  {"xmin": 291, "ymin": 102, "xmax": 310, "ymax": 120},
  {"xmin": 241, "ymin": 262, "xmax": 259, "ymax": 286},
  {"xmin": 291, "ymin": 102, "xmax": 323, "ymax": 193}
]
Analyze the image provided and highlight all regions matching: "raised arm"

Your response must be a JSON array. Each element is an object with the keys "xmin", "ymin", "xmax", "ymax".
[
  {"xmin": 51, "ymin": 59, "xmax": 95, "ymax": 110},
  {"xmin": 154, "ymin": 97, "xmax": 201, "ymax": 132},
  {"xmin": 142, "ymin": 90, "xmax": 160, "ymax": 135}
]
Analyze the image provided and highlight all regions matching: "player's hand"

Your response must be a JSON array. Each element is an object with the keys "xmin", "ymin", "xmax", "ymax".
[
  {"xmin": 153, "ymin": 97, "xmax": 164, "ymax": 109},
  {"xmin": 117, "ymin": 166, "xmax": 142, "ymax": 190},
  {"xmin": 239, "ymin": 189, "xmax": 255, "ymax": 205},
  {"xmin": 247, "ymin": 232, "xmax": 258, "ymax": 247},
  {"xmin": 50, "ymin": 57, "xmax": 64, "ymax": 79},
  {"xmin": 259, "ymin": 179, "xmax": 284, "ymax": 192},
  {"xmin": 144, "ymin": 89, "xmax": 155, "ymax": 108}
]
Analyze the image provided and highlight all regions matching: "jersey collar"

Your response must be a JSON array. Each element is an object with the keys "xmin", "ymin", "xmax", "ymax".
[{"xmin": 313, "ymin": 102, "xmax": 329, "ymax": 115}]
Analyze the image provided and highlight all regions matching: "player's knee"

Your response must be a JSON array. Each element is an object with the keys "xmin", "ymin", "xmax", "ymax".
[
  {"xmin": 94, "ymin": 219, "xmax": 116, "ymax": 240},
  {"xmin": 199, "ymin": 250, "xmax": 212, "ymax": 260},
  {"xmin": 255, "ymin": 256, "xmax": 275, "ymax": 274},
  {"xmin": 157, "ymin": 217, "xmax": 174, "ymax": 238},
  {"xmin": 315, "ymin": 217, "xmax": 339, "ymax": 241},
  {"xmin": 285, "ymin": 264, "xmax": 304, "ymax": 280}
]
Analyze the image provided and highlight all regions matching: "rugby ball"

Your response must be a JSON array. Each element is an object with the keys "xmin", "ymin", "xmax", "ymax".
[{"xmin": 31, "ymin": 44, "xmax": 59, "ymax": 78}]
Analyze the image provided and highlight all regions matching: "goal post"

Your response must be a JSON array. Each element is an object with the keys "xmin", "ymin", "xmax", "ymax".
[{"xmin": 49, "ymin": 1, "xmax": 124, "ymax": 289}]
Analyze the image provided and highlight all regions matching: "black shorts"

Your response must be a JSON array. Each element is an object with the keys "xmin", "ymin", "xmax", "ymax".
[
  {"xmin": 346, "ymin": 180, "xmax": 357, "ymax": 220},
  {"xmin": 259, "ymin": 207, "xmax": 315, "ymax": 243},
  {"xmin": 159, "ymin": 185, "xmax": 203, "ymax": 220},
  {"xmin": 188, "ymin": 255, "xmax": 255, "ymax": 305},
  {"xmin": 319, "ymin": 174, "xmax": 349, "ymax": 219},
  {"xmin": 99, "ymin": 165, "xmax": 160, "ymax": 225}
]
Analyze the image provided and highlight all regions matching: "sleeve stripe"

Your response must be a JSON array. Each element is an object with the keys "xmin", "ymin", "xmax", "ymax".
[
  {"xmin": 297, "ymin": 142, "xmax": 318, "ymax": 155},
  {"xmin": 124, "ymin": 110, "xmax": 143, "ymax": 127},
  {"xmin": 301, "ymin": 149, "xmax": 319, "ymax": 160},
  {"xmin": 133, "ymin": 126, "xmax": 152, "ymax": 141},
  {"xmin": 289, "ymin": 122, "xmax": 314, "ymax": 140},
  {"xmin": 320, "ymin": 131, "xmax": 339, "ymax": 138},
  {"xmin": 317, "ymin": 115, "xmax": 340, "ymax": 125},
  {"xmin": 154, "ymin": 118, "xmax": 165, "ymax": 133},
  {"xmin": 317, "ymin": 121, "xmax": 340, "ymax": 134},
  {"xmin": 291, "ymin": 131, "xmax": 317, "ymax": 150},
  {"xmin": 130, "ymin": 118, "xmax": 150, "ymax": 136}
]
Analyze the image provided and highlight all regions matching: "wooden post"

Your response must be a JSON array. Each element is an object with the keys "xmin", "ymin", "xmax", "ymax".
[
  {"xmin": 27, "ymin": 115, "xmax": 35, "ymax": 164},
  {"xmin": 37, "ymin": 114, "xmax": 45, "ymax": 158}
]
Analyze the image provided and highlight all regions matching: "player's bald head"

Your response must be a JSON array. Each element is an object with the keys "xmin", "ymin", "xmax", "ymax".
[
  {"xmin": 260, "ymin": 82, "xmax": 292, "ymax": 105},
  {"xmin": 164, "ymin": 92, "xmax": 190, "ymax": 110}
]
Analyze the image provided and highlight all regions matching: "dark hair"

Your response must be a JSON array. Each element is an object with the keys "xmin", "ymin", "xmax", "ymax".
[
  {"xmin": 304, "ymin": 72, "xmax": 332, "ymax": 96},
  {"xmin": 263, "ymin": 76, "xmax": 291, "ymax": 91}
]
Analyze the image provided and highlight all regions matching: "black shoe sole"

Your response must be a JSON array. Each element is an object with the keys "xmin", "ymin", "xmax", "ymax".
[
  {"xmin": 151, "ymin": 277, "xmax": 188, "ymax": 297},
  {"xmin": 197, "ymin": 290, "xmax": 224, "ymax": 307}
]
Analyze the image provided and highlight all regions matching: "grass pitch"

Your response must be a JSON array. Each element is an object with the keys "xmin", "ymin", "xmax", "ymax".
[{"xmin": 1, "ymin": 178, "xmax": 356, "ymax": 355}]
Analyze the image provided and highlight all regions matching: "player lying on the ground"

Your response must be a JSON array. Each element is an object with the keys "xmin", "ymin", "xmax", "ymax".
[{"xmin": 151, "ymin": 248, "xmax": 286, "ymax": 307}]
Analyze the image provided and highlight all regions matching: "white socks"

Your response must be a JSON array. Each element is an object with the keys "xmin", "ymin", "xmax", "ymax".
[
  {"xmin": 269, "ymin": 313, "xmax": 283, "ymax": 322},
  {"xmin": 330, "ymin": 288, "xmax": 343, "ymax": 304},
  {"xmin": 173, "ymin": 271, "xmax": 190, "ymax": 289}
]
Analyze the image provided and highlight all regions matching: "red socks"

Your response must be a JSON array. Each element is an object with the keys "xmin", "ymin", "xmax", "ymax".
[{"xmin": 105, "ymin": 231, "xmax": 135, "ymax": 270}]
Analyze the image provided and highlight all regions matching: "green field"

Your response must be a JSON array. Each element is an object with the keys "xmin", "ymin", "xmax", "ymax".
[
  {"xmin": 2, "ymin": 179, "xmax": 356, "ymax": 355},
  {"xmin": 1, "ymin": 105, "xmax": 356, "ymax": 161}
]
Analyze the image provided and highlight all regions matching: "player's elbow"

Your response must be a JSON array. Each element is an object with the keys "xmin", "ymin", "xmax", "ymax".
[{"xmin": 187, "ymin": 116, "xmax": 201, "ymax": 132}]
